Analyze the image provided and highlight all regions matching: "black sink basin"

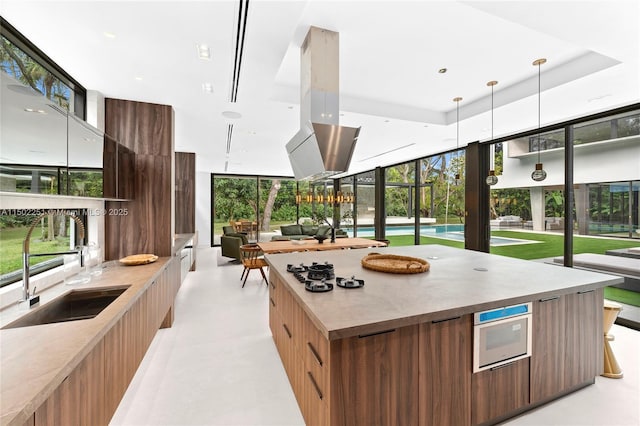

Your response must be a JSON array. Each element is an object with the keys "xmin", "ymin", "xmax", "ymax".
[{"xmin": 2, "ymin": 286, "xmax": 130, "ymax": 329}]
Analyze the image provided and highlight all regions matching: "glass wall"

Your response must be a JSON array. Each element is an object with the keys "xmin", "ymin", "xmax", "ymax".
[
  {"xmin": 212, "ymin": 174, "xmax": 306, "ymax": 245},
  {"xmin": 353, "ymin": 171, "xmax": 375, "ymax": 237},
  {"xmin": 212, "ymin": 175, "xmax": 257, "ymax": 242},
  {"xmin": 489, "ymin": 128, "xmax": 566, "ymax": 260},
  {"xmin": 384, "ymin": 161, "xmax": 416, "ymax": 244},
  {"xmin": 338, "ymin": 176, "xmax": 355, "ymax": 233},
  {"xmin": 584, "ymin": 182, "xmax": 639, "ymax": 238},
  {"xmin": 0, "ymin": 210, "xmax": 86, "ymax": 288}
]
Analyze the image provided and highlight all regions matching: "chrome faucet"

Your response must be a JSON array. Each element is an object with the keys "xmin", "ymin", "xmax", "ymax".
[{"xmin": 22, "ymin": 211, "xmax": 85, "ymax": 306}]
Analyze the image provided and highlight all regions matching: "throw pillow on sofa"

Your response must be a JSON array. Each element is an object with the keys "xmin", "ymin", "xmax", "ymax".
[
  {"xmin": 301, "ymin": 225, "xmax": 318, "ymax": 235},
  {"xmin": 281, "ymin": 224, "xmax": 302, "ymax": 236},
  {"xmin": 316, "ymin": 225, "xmax": 331, "ymax": 237}
]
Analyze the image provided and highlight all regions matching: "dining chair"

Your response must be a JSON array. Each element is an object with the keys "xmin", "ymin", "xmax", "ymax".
[
  {"xmin": 239, "ymin": 220, "xmax": 254, "ymax": 239},
  {"xmin": 239, "ymin": 244, "xmax": 268, "ymax": 287}
]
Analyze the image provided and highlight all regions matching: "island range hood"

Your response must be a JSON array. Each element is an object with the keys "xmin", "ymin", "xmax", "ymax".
[{"xmin": 286, "ymin": 26, "xmax": 360, "ymax": 181}]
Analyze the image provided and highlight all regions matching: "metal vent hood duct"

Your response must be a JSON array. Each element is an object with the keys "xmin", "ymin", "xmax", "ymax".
[{"xmin": 286, "ymin": 27, "xmax": 360, "ymax": 181}]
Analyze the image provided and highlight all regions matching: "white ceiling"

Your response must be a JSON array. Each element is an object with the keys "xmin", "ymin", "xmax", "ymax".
[{"xmin": 1, "ymin": 0, "xmax": 638, "ymax": 177}]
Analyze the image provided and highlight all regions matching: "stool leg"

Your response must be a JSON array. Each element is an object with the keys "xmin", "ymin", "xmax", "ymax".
[{"xmin": 602, "ymin": 335, "xmax": 623, "ymax": 379}]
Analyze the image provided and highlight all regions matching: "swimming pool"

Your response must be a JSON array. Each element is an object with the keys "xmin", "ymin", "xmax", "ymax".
[{"xmin": 346, "ymin": 224, "xmax": 537, "ymax": 246}]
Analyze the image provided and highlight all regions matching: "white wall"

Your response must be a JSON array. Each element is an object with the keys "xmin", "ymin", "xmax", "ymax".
[
  {"xmin": 496, "ymin": 136, "xmax": 640, "ymax": 189},
  {"xmin": 195, "ymin": 171, "xmax": 211, "ymax": 247}
]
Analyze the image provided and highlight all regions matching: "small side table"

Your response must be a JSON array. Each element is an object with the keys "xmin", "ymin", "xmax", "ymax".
[{"xmin": 602, "ymin": 300, "xmax": 623, "ymax": 379}]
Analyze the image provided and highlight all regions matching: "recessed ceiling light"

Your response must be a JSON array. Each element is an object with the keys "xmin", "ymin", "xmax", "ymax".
[
  {"xmin": 384, "ymin": 119, "xmax": 390, "ymax": 123},
  {"xmin": 438, "ymin": 68, "xmax": 447, "ymax": 74},
  {"xmin": 202, "ymin": 83, "xmax": 213, "ymax": 93},
  {"xmin": 103, "ymin": 31, "xmax": 116, "ymax": 39},
  {"xmin": 135, "ymin": 76, "xmax": 143, "ymax": 81},
  {"xmin": 24, "ymin": 108, "xmax": 47, "ymax": 114},
  {"xmin": 423, "ymin": 124, "xmax": 429, "ymax": 128},
  {"xmin": 197, "ymin": 43, "xmax": 211, "ymax": 60}
]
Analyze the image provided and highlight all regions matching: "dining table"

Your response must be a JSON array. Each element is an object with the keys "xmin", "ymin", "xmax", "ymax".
[{"xmin": 257, "ymin": 237, "xmax": 387, "ymax": 254}]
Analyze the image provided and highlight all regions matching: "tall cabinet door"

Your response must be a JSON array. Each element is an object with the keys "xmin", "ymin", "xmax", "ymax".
[
  {"xmin": 329, "ymin": 325, "xmax": 419, "ymax": 426},
  {"xmin": 564, "ymin": 289, "xmax": 604, "ymax": 389},
  {"xmin": 531, "ymin": 295, "xmax": 566, "ymax": 404},
  {"xmin": 419, "ymin": 315, "xmax": 472, "ymax": 426}
]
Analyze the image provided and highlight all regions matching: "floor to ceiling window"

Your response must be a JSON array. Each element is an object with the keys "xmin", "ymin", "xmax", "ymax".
[
  {"xmin": 384, "ymin": 161, "xmax": 416, "ymax": 245},
  {"xmin": 212, "ymin": 174, "xmax": 301, "ymax": 245},
  {"xmin": 338, "ymin": 176, "xmax": 355, "ymax": 233},
  {"xmin": 488, "ymin": 127, "xmax": 566, "ymax": 260},
  {"xmin": 353, "ymin": 171, "xmax": 375, "ymax": 237}
]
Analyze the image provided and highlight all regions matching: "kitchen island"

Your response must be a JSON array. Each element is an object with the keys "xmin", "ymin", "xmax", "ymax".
[{"xmin": 265, "ymin": 245, "xmax": 622, "ymax": 426}]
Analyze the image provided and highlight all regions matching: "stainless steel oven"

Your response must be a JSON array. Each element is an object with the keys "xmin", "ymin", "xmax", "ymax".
[{"xmin": 473, "ymin": 302, "xmax": 532, "ymax": 372}]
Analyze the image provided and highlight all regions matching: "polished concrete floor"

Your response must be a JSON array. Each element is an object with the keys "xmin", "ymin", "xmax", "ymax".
[{"xmin": 111, "ymin": 247, "xmax": 640, "ymax": 426}]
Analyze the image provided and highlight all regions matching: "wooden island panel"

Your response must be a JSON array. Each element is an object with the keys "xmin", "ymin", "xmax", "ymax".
[
  {"xmin": 471, "ymin": 358, "xmax": 530, "ymax": 425},
  {"xmin": 564, "ymin": 289, "xmax": 603, "ymax": 388},
  {"xmin": 329, "ymin": 325, "xmax": 419, "ymax": 426},
  {"xmin": 419, "ymin": 315, "xmax": 472, "ymax": 426},
  {"xmin": 531, "ymin": 295, "xmax": 566, "ymax": 403}
]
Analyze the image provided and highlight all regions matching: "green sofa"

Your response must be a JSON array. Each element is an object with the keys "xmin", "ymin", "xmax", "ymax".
[
  {"xmin": 221, "ymin": 226, "xmax": 248, "ymax": 261},
  {"xmin": 271, "ymin": 224, "xmax": 347, "ymax": 241}
]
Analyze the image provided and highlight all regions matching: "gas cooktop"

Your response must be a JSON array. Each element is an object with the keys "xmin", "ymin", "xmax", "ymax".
[{"xmin": 286, "ymin": 262, "xmax": 365, "ymax": 293}]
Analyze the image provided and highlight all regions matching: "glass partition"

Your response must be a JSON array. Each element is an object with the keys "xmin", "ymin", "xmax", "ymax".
[
  {"xmin": 338, "ymin": 176, "xmax": 355, "ymax": 234},
  {"xmin": 354, "ymin": 171, "xmax": 375, "ymax": 237},
  {"xmin": 489, "ymin": 128, "xmax": 565, "ymax": 260},
  {"xmin": 212, "ymin": 175, "xmax": 258, "ymax": 244},
  {"xmin": 258, "ymin": 178, "xmax": 298, "ymax": 239},
  {"xmin": 384, "ymin": 161, "xmax": 415, "ymax": 245}
]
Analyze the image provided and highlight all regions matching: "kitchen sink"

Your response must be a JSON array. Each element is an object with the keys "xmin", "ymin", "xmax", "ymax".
[{"xmin": 2, "ymin": 285, "xmax": 130, "ymax": 329}]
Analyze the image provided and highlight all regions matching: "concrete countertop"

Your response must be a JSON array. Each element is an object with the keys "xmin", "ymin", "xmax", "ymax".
[
  {"xmin": 265, "ymin": 245, "xmax": 623, "ymax": 340},
  {"xmin": 0, "ymin": 257, "xmax": 172, "ymax": 426},
  {"xmin": 173, "ymin": 233, "xmax": 195, "ymax": 256}
]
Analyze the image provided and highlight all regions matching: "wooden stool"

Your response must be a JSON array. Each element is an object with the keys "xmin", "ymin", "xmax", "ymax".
[{"xmin": 602, "ymin": 300, "xmax": 623, "ymax": 379}]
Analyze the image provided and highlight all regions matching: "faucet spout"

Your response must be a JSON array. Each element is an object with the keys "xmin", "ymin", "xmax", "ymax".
[{"xmin": 22, "ymin": 211, "xmax": 85, "ymax": 304}]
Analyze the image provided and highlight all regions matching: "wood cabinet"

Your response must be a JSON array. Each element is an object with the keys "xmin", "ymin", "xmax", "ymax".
[
  {"xmin": 269, "ymin": 270, "xmax": 419, "ymax": 426},
  {"xmin": 471, "ymin": 358, "xmax": 530, "ymax": 426},
  {"xmin": 419, "ymin": 315, "xmax": 472, "ymax": 426},
  {"xmin": 104, "ymin": 98, "xmax": 175, "ymax": 260},
  {"xmin": 564, "ymin": 289, "xmax": 603, "ymax": 388},
  {"xmin": 175, "ymin": 152, "xmax": 196, "ymax": 234},
  {"xmin": 531, "ymin": 288, "xmax": 603, "ymax": 404},
  {"xmin": 531, "ymin": 295, "xmax": 566, "ymax": 403},
  {"xmin": 34, "ymin": 257, "xmax": 181, "ymax": 426},
  {"xmin": 269, "ymin": 265, "xmax": 606, "ymax": 426},
  {"xmin": 35, "ymin": 340, "xmax": 106, "ymax": 426},
  {"xmin": 330, "ymin": 325, "xmax": 419, "ymax": 426}
]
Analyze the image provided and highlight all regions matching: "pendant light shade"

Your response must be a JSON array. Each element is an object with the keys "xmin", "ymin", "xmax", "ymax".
[
  {"xmin": 486, "ymin": 169, "xmax": 498, "ymax": 186},
  {"xmin": 531, "ymin": 58, "xmax": 547, "ymax": 182},
  {"xmin": 531, "ymin": 162, "xmax": 547, "ymax": 181},
  {"xmin": 453, "ymin": 97, "xmax": 462, "ymax": 183},
  {"xmin": 486, "ymin": 80, "xmax": 499, "ymax": 186}
]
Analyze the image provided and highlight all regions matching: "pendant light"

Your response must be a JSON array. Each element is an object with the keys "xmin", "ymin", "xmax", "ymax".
[
  {"xmin": 486, "ymin": 80, "xmax": 499, "ymax": 186},
  {"xmin": 453, "ymin": 96, "xmax": 463, "ymax": 183},
  {"xmin": 531, "ymin": 58, "xmax": 547, "ymax": 182}
]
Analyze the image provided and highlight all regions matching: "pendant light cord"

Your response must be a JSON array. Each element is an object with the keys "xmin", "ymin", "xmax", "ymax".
[
  {"xmin": 537, "ymin": 61, "xmax": 542, "ymax": 164},
  {"xmin": 491, "ymin": 84, "xmax": 494, "ymax": 170}
]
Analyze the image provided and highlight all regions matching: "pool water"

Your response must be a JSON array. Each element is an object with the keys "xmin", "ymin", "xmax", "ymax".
[{"xmin": 347, "ymin": 224, "xmax": 537, "ymax": 246}]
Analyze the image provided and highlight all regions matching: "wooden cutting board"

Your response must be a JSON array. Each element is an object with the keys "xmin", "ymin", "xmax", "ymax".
[{"xmin": 119, "ymin": 254, "xmax": 159, "ymax": 266}]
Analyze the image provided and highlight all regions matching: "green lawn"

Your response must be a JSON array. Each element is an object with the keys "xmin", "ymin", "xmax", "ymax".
[
  {"xmin": 0, "ymin": 226, "xmax": 71, "ymax": 275},
  {"xmin": 384, "ymin": 231, "xmax": 640, "ymax": 307}
]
